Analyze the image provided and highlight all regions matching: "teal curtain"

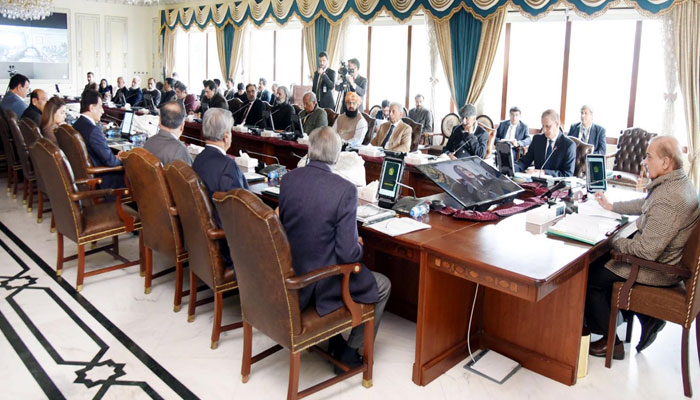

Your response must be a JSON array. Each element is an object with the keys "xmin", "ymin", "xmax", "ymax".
[
  {"xmin": 314, "ymin": 16, "xmax": 331, "ymax": 56},
  {"xmin": 449, "ymin": 9, "xmax": 482, "ymax": 108},
  {"xmin": 223, "ymin": 24, "xmax": 235, "ymax": 78}
]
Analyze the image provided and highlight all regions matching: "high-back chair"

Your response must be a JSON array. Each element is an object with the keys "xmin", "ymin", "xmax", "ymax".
[
  {"xmin": 228, "ymin": 97, "xmax": 243, "ymax": 114},
  {"xmin": 122, "ymin": 148, "xmax": 189, "ymax": 308},
  {"xmin": 28, "ymin": 138, "xmax": 141, "ymax": 291},
  {"xmin": 477, "ymin": 114, "xmax": 497, "ymax": 159},
  {"xmin": 324, "ymin": 107, "xmax": 339, "ymax": 127},
  {"xmin": 0, "ymin": 110, "xmax": 22, "ymax": 197},
  {"xmin": 163, "ymin": 160, "xmax": 241, "ymax": 349},
  {"xmin": 361, "ymin": 112, "xmax": 376, "ymax": 145},
  {"xmin": 7, "ymin": 114, "xmax": 36, "ymax": 210},
  {"xmin": 212, "ymin": 189, "xmax": 375, "ymax": 400},
  {"xmin": 569, "ymin": 136, "xmax": 594, "ymax": 179},
  {"xmin": 401, "ymin": 117, "xmax": 423, "ymax": 152},
  {"xmin": 19, "ymin": 118, "xmax": 51, "ymax": 224},
  {"xmin": 610, "ymin": 128, "xmax": 657, "ymax": 188},
  {"xmin": 605, "ymin": 218, "xmax": 700, "ymax": 397}
]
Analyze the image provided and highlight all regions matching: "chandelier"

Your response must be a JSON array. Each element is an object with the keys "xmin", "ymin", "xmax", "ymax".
[{"xmin": 0, "ymin": 0, "xmax": 53, "ymax": 20}]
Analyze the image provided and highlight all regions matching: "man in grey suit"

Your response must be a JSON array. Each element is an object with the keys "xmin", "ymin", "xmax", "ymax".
[
  {"xmin": 299, "ymin": 92, "xmax": 328, "ymax": 134},
  {"xmin": 143, "ymin": 101, "xmax": 193, "ymax": 165},
  {"xmin": 1, "ymin": 73, "xmax": 30, "ymax": 118}
]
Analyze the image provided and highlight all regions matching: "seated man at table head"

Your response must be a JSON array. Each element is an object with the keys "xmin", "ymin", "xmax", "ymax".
[
  {"xmin": 279, "ymin": 126, "xmax": 391, "ymax": 367},
  {"xmin": 312, "ymin": 51, "xmax": 336, "ymax": 110},
  {"xmin": 442, "ymin": 104, "xmax": 489, "ymax": 159},
  {"xmin": 299, "ymin": 92, "xmax": 328, "ymax": 134},
  {"xmin": 113, "ymin": 76, "xmax": 127, "ymax": 104},
  {"xmin": 408, "ymin": 94, "xmax": 433, "ymax": 133},
  {"xmin": 161, "ymin": 78, "xmax": 177, "ymax": 104},
  {"xmin": 144, "ymin": 101, "xmax": 192, "ymax": 166},
  {"xmin": 371, "ymin": 102, "xmax": 411, "ymax": 153},
  {"xmin": 568, "ymin": 105, "xmax": 606, "ymax": 155},
  {"xmin": 335, "ymin": 58, "xmax": 367, "ymax": 113},
  {"xmin": 236, "ymin": 83, "xmax": 265, "ymax": 126},
  {"xmin": 496, "ymin": 106, "xmax": 531, "ymax": 159},
  {"xmin": 143, "ymin": 77, "xmax": 161, "ymax": 108},
  {"xmin": 270, "ymin": 85, "xmax": 294, "ymax": 130},
  {"xmin": 192, "ymin": 107, "xmax": 248, "ymax": 229},
  {"xmin": 333, "ymin": 91, "xmax": 367, "ymax": 146},
  {"xmin": 74, "ymin": 90, "xmax": 126, "ymax": 189},
  {"xmin": 257, "ymin": 78, "xmax": 271, "ymax": 103},
  {"xmin": 514, "ymin": 109, "xmax": 575, "ymax": 177},
  {"xmin": 201, "ymin": 80, "xmax": 228, "ymax": 115},
  {"xmin": 125, "ymin": 76, "xmax": 143, "ymax": 107},
  {"xmin": 21, "ymin": 89, "xmax": 48, "ymax": 126},
  {"xmin": 586, "ymin": 136, "xmax": 699, "ymax": 359},
  {"xmin": 1, "ymin": 73, "xmax": 30, "ymax": 118},
  {"xmin": 174, "ymin": 81, "xmax": 200, "ymax": 115},
  {"xmin": 39, "ymin": 96, "xmax": 66, "ymax": 145}
]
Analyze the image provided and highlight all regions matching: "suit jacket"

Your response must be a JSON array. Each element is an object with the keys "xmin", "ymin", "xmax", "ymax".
[
  {"xmin": 496, "ymin": 120, "xmax": 531, "ymax": 147},
  {"xmin": 312, "ymin": 68, "xmax": 336, "ymax": 109},
  {"xmin": 73, "ymin": 115, "xmax": 124, "ymax": 189},
  {"xmin": 125, "ymin": 88, "xmax": 143, "ymax": 107},
  {"xmin": 257, "ymin": 89, "xmax": 271, "ymax": 103},
  {"xmin": 21, "ymin": 104, "xmax": 42, "ymax": 126},
  {"xmin": 515, "ymin": 132, "xmax": 576, "ymax": 177},
  {"xmin": 182, "ymin": 94, "xmax": 200, "ymax": 114},
  {"xmin": 271, "ymin": 102, "xmax": 295, "ymax": 131},
  {"xmin": 568, "ymin": 122, "xmax": 606, "ymax": 155},
  {"xmin": 336, "ymin": 75, "xmax": 367, "ymax": 113},
  {"xmin": 202, "ymin": 93, "xmax": 228, "ymax": 115},
  {"xmin": 371, "ymin": 120, "xmax": 412, "ymax": 153},
  {"xmin": 279, "ymin": 160, "xmax": 379, "ymax": 316},
  {"xmin": 234, "ymin": 92, "xmax": 247, "ymax": 103},
  {"xmin": 237, "ymin": 99, "xmax": 265, "ymax": 126},
  {"xmin": 299, "ymin": 106, "xmax": 328, "ymax": 134},
  {"xmin": 0, "ymin": 92, "xmax": 27, "ymax": 118},
  {"xmin": 443, "ymin": 125, "xmax": 489, "ymax": 159},
  {"xmin": 114, "ymin": 87, "xmax": 128, "ymax": 104},
  {"xmin": 143, "ymin": 89, "xmax": 161, "ymax": 107},
  {"xmin": 161, "ymin": 90, "xmax": 176, "ymax": 104},
  {"xmin": 143, "ymin": 128, "xmax": 192, "ymax": 166},
  {"xmin": 192, "ymin": 145, "xmax": 249, "ymax": 228}
]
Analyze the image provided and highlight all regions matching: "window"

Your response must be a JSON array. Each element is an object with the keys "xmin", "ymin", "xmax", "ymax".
[
  {"xmin": 477, "ymin": 28, "xmax": 505, "ymax": 123},
  {"xmin": 368, "ymin": 24, "xmax": 408, "ymax": 108},
  {"xmin": 275, "ymin": 27, "xmax": 303, "ymax": 88},
  {"xmin": 247, "ymin": 28, "xmax": 274, "ymax": 86},
  {"xmin": 172, "ymin": 26, "xmax": 222, "ymax": 95},
  {"xmin": 409, "ymin": 22, "xmax": 451, "ymax": 128}
]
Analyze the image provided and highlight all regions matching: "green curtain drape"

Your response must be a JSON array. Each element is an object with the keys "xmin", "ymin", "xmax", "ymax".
[
  {"xmin": 223, "ymin": 24, "xmax": 235, "ymax": 78},
  {"xmin": 314, "ymin": 17, "xmax": 331, "ymax": 58},
  {"xmin": 449, "ymin": 9, "xmax": 482, "ymax": 108}
]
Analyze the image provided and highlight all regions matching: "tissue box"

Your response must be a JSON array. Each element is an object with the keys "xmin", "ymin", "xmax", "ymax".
[
  {"xmin": 261, "ymin": 130, "xmax": 279, "ymax": 138},
  {"xmin": 239, "ymin": 165, "xmax": 257, "ymax": 174},
  {"xmin": 235, "ymin": 156, "xmax": 258, "ymax": 168},
  {"xmin": 359, "ymin": 146, "xmax": 384, "ymax": 158}
]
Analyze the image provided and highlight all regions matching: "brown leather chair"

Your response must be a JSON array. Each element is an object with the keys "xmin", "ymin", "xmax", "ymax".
[
  {"xmin": 569, "ymin": 136, "xmax": 594, "ymax": 179},
  {"xmin": 476, "ymin": 114, "xmax": 497, "ymax": 159},
  {"xmin": 0, "ymin": 110, "xmax": 22, "ymax": 197},
  {"xmin": 7, "ymin": 114, "xmax": 36, "ymax": 210},
  {"xmin": 605, "ymin": 219, "xmax": 700, "ymax": 397},
  {"xmin": 361, "ymin": 112, "xmax": 376, "ymax": 145},
  {"xmin": 122, "ymin": 148, "xmax": 189, "ymax": 307},
  {"xmin": 263, "ymin": 101, "xmax": 273, "ymax": 112},
  {"xmin": 163, "ymin": 160, "xmax": 241, "ymax": 349},
  {"xmin": 19, "ymin": 118, "xmax": 52, "ymax": 225},
  {"xmin": 291, "ymin": 84, "xmax": 311, "ymax": 106},
  {"xmin": 212, "ymin": 189, "xmax": 375, "ymax": 399},
  {"xmin": 292, "ymin": 104, "xmax": 302, "ymax": 115},
  {"xmin": 324, "ymin": 107, "xmax": 339, "ymax": 127},
  {"xmin": 610, "ymin": 128, "xmax": 657, "ymax": 187},
  {"xmin": 228, "ymin": 98, "xmax": 243, "ymax": 114},
  {"xmin": 368, "ymin": 105, "xmax": 380, "ymax": 119},
  {"xmin": 427, "ymin": 113, "xmax": 460, "ymax": 155},
  {"xmin": 401, "ymin": 117, "xmax": 423, "ymax": 152},
  {"xmin": 28, "ymin": 138, "xmax": 141, "ymax": 291}
]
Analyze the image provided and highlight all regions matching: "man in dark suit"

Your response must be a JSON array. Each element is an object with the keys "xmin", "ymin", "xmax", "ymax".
[
  {"xmin": 256, "ymin": 78, "xmax": 271, "ymax": 103},
  {"xmin": 161, "ymin": 78, "xmax": 177, "ymax": 104},
  {"xmin": 312, "ymin": 51, "xmax": 336, "ymax": 109},
  {"xmin": 335, "ymin": 58, "xmax": 367, "ymax": 113},
  {"xmin": 279, "ymin": 126, "xmax": 391, "ymax": 367},
  {"xmin": 174, "ymin": 81, "xmax": 200, "ymax": 114},
  {"xmin": 0, "ymin": 73, "xmax": 30, "ymax": 118},
  {"xmin": 143, "ymin": 78, "xmax": 161, "ymax": 108},
  {"xmin": 236, "ymin": 84, "xmax": 265, "ymax": 126},
  {"xmin": 299, "ymin": 92, "xmax": 328, "ymax": 134},
  {"xmin": 143, "ymin": 101, "xmax": 192, "ymax": 165},
  {"xmin": 515, "ymin": 109, "xmax": 576, "ymax": 177},
  {"xmin": 125, "ymin": 76, "xmax": 143, "ymax": 107},
  {"xmin": 200, "ymin": 80, "xmax": 228, "ymax": 115},
  {"xmin": 496, "ymin": 106, "xmax": 531, "ymax": 159},
  {"xmin": 21, "ymin": 89, "xmax": 48, "ymax": 126},
  {"xmin": 568, "ymin": 105, "xmax": 606, "ymax": 155},
  {"xmin": 113, "ymin": 77, "xmax": 128, "ymax": 105},
  {"xmin": 443, "ymin": 104, "xmax": 489, "ymax": 159},
  {"xmin": 73, "ymin": 90, "xmax": 125, "ymax": 189}
]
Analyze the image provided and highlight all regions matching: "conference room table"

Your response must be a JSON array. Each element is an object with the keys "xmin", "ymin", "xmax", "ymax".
[{"xmin": 103, "ymin": 105, "xmax": 641, "ymax": 387}]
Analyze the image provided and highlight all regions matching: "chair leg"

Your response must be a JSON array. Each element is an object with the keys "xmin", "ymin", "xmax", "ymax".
[
  {"xmin": 37, "ymin": 190, "xmax": 43, "ymax": 223},
  {"xmin": 211, "ymin": 291, "xmax": 223, "ymax": 349},
  {"xmin": 696, "ymin": 320, "xmax": 700, "ymax": 368},
  {"xmin": 139, "ymin": 233, "xmax": 145, "ymax": 277},
  {"xmin": 12, "ymin": 169, "xmax": 18, "ymax": 198},
  {"xmin": 6, "ymin": 165, "xmax": 11, "ymax": 191},
  {"xmin": 242, "ymin": 321, "xmax": 252, "ymax": 383},
  {"xmin": 144, "ymin": 247, "xmax": 152, "ymax": 294},
  {"xmin": 174, "ymin": 260, "xmax": 183, "ymax": 312},
  {"xmin": 50, "ymin": 215, "xmax": 55, "ymax": 233},
  {"xmin": 362, "ymin": 318, "xmax": 375, "ymax": 388},
  {"xmin": 56, "ymin": 232, "xmax": 64, "ymax": 276},
  {"xmin": 287, "ymin": 351, "xmax": 300, "ymax": 400},
  {"xmin": 26, "ymin": 180, "xmax": 33, "ymax": 212},
  {"xmin": 605, "ymin": 301, "xmax": 620, "ymax": 368},
  {"xmin": 626, "ymin": 315, "xmax": 634, "ymax": 343},
  {"xmin": 187, "ymin": 271, "xmax": 197, "ymax": 322},
  {"xmin": 111, "ymin": 236, "xmax": 119, "ymax": 260},
  {"xmin": 21, "ymin": 176, "xmax": 27, "ymax": 203},
  {"xmin": 682, "ymin": 327, "xmax": 692, "ymax": 397},
  {"xmin": 76, "ymin": 244, "xmax": 85, "ymax": 292}
]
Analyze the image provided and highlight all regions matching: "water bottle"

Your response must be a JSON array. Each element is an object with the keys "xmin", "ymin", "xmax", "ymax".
[{"xmin": 409, "ymin": 202, "xmax": 430, "ymax": 219}]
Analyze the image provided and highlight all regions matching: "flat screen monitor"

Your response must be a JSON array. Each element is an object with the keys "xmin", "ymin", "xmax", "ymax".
[
  {"xmin": 586, "ymin": 154, "xmax": 606, "ymax": 192},
  {"xmin": 120, "ymin": 111, "xmax": 134, "ymax": 137},
  {"xmin": 416, "ymin": 157, "xmax": 523, "ymax": 210},
  {"xmin": 377, "ymin": 155, "xmax": 405, "ymax": 203}
]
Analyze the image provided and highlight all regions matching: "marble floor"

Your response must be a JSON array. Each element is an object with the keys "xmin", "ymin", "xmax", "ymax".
[{"xmin": 0, "ymin": 182, "xmax": 697, "ymax": 400}]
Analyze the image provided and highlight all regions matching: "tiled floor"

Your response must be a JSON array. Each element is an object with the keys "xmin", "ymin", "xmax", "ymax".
[{"xmin": 0, "ymin": 183, "xmax": 696, "ymax": 399}]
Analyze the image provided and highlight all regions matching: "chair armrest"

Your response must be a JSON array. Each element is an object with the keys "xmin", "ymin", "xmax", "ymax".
[
  {"xmin": 206, "ymin": 228, "xmax": 225, "ymax": 240},
  {"xmin": 168, "ymin": 206, "xmax": 178, "ymax": 216},
  {"xmin": 611, "ymin": 250, "xmax": 691, "ymax": 278},
  {"xmin": 87, "ymin": 165, "xmax": 124, "ymax": 175},
  {"xmin": 69, "ymin": 188, "xmax": 122, "ymax": 201},
  {"xmin": 75, "ymin": 178, "xmax": 102, "ymax": 190},
  {"xmin": 604, "ymin": 152, "xmax": 617, "ymax": 160},
  {"xmin": 286, "ymin": 263, "xmax": 364, "ymax": 327}
]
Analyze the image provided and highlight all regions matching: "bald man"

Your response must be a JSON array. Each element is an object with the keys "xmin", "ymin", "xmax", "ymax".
[
  {"xmin": 22, "ymin": 89, "xmax": 49, "ymax": 126},
  {"xmin": 332, "ymin": 91, "xmax": 367, "ymax": 146},
  {"xmin": 585, "ymin": 136, "xmax": 699, "ymax": 360}
]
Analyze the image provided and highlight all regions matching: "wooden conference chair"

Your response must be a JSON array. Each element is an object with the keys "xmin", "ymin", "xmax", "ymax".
[
  {"xmin": 362, "ymin": 112, "xmax": 376, "ymax": 145},
  {"xmin": 570, "ymin": 136, "xmax": 594, "ymax": 179},
  {"xmin": 401, "ymin": 117, "xmax": 423, "ymax": 152},
  {"xmin": 19, "ymin": 118, "xmax": 52, "ymax": 225},
  {"xmin": 0, "ymin": 110, "xmax": 22, "ymax": 197},
  {"xmin": 609, "ymin": 128, "xmax": 657, "ymax": 188},
  {"xmin": 324, "ymin": 107, "xmax": 339, "ymax": 127},
  {"xmin": 7, "ymin": 114, "xmax": 36, "ymax": 210},
  {"xmin": 212, "ymin": 188, "xmax": 375, "ymax": 400}
]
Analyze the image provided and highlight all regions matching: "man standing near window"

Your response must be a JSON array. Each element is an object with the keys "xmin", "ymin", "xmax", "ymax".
[
  {"xmin": 568, "ymin": 105, "xmax": 606, "ymax": 155},
  {"xmin": 312, "ymin": 51, "xmax": 336, "ymax": 110}
]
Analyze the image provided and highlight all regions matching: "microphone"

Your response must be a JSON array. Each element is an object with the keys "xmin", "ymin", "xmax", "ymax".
[
  {"xmin": 539, "ymin": 144, "xmax": 558, "ymax": 177},
  {"xmin": 101, "ymin": 112, "xmax": 123, "ymax": 124},
  {"xmin": 449, "ymin": 135, "xmax": 474, "ymax": 157},
  {"xmin": 256, "ymin": 108, "xmax": 280, "ymax": 130},
  {"xmin": 243, "ymin": 150, "xmax": 280, "ymax": 166}
]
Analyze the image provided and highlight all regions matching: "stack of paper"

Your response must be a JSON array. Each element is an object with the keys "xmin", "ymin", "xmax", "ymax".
[
  {"xmin": 546, "ymin": 213, "xmax": 619, "ymax": 245},
  {"xmin": 367, "ymin": 217, "xmax": 430, "ymax": 237},
  {"xmin": 357, "ymin": 204, "xmax": 396, "ymax": 225}
]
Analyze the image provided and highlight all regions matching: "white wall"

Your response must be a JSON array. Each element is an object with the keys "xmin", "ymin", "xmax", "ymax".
[{"xmin": 1, "ymin": 0, "xmax": 159, "ymax": 96}]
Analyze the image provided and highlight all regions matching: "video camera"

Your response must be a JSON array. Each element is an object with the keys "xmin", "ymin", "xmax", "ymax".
[{"xmin": 338, "ymin": 61, "xmax": 355, "ymax": 86}]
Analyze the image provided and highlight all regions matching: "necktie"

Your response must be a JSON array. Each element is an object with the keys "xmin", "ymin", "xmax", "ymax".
[
  {"xmin": 381, "ymin": 124, "xmax": 396, "ymax": 148},
  {"xmin": 581, "ymin": 126, "xmax": 589, "ymax": 144},
  {"xmin": 544, "ymin": 140, "xmax": 553, "ymax": 167},
  {"xmin": 507, "ymin": 124, "xmax": 515, "ymax": 140},
  {"xmin": 241, "ymin": 103, "xmax": 253, "ymax": 124}
]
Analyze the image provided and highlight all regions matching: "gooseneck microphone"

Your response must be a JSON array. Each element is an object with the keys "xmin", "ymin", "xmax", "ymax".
[{"xmin": 539, "ymin": 144, "xmax": 558, "ymax": 177}]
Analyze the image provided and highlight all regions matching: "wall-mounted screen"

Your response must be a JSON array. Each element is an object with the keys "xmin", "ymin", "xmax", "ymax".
[{"xmin": 0, "ymin": 13, "xmax": 69, "ymax": 80}]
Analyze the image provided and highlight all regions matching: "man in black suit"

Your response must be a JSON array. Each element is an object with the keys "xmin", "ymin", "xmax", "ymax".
[
  {"xmin": 200, "ymin": 80, "xmax": 228, "ymax": 115},
  {"xmin": 143, "ymin": 78, "xmax": 161, "ymax": 108},
  {"xmin": 125, "ymin": 76, "xmax": 143, "ymax": 107},
  {"xmin": 279, "ymin": 126, "xmax": 391, "ymax": 368},
  {"xmin": 236, "ymin": 84, "xmax": 265, "ymax": 126},
  {"xmin": 143, "ymin": 101, "xmax": 192, "ymax": 165},
  {"xmin": 335, "ymin": 58, "xmax": 367, "ymax": 113},
  {"xmin": 113, "ymin": 76, "xmax": 128, "ymax": 105},
  {"xmin": 73, "ymin": 90, "xmax": 126, "ymax": 189},
  {"xmin": 443, "ymin": 104, "xmax": 489, "ymax": 159},
  {"xmin": 161, "ymin": 78, "xmax": 177, "ymax": 104},
  {"xmin": 234, "ymin": 83, "xmax": 247, "ymax": 102},
  {"xmin": 312, "ymin": 51, "xmax": 336, "ymax": 109},
  {"xmin": 496, "ymin": 106, "xmax": 531, "ymax": 159},
  {"xmin": 256, "ymin": 78, "xmax": 271, "ymax": 103},
  {"xmin": 21, "ymin": 89, "xmax": 48, "ymax": 126},
  {"xmin": 515, "ymin": 109, "xmax": 576, "ymax": 177},
  {"xmin": 568, "ymin": 105, "xmax": 606, "ymax": 155}
]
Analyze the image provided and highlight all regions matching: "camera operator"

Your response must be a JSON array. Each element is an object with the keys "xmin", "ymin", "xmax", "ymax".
[{"xmin": 335, "ymin": 58, "xmax": 367, "ymax": 113}]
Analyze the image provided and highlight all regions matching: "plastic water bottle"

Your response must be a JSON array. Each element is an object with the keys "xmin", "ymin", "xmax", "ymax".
[{"xmin": 409, "ymin": 202, "xmax": 430, "ymax": 219}]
